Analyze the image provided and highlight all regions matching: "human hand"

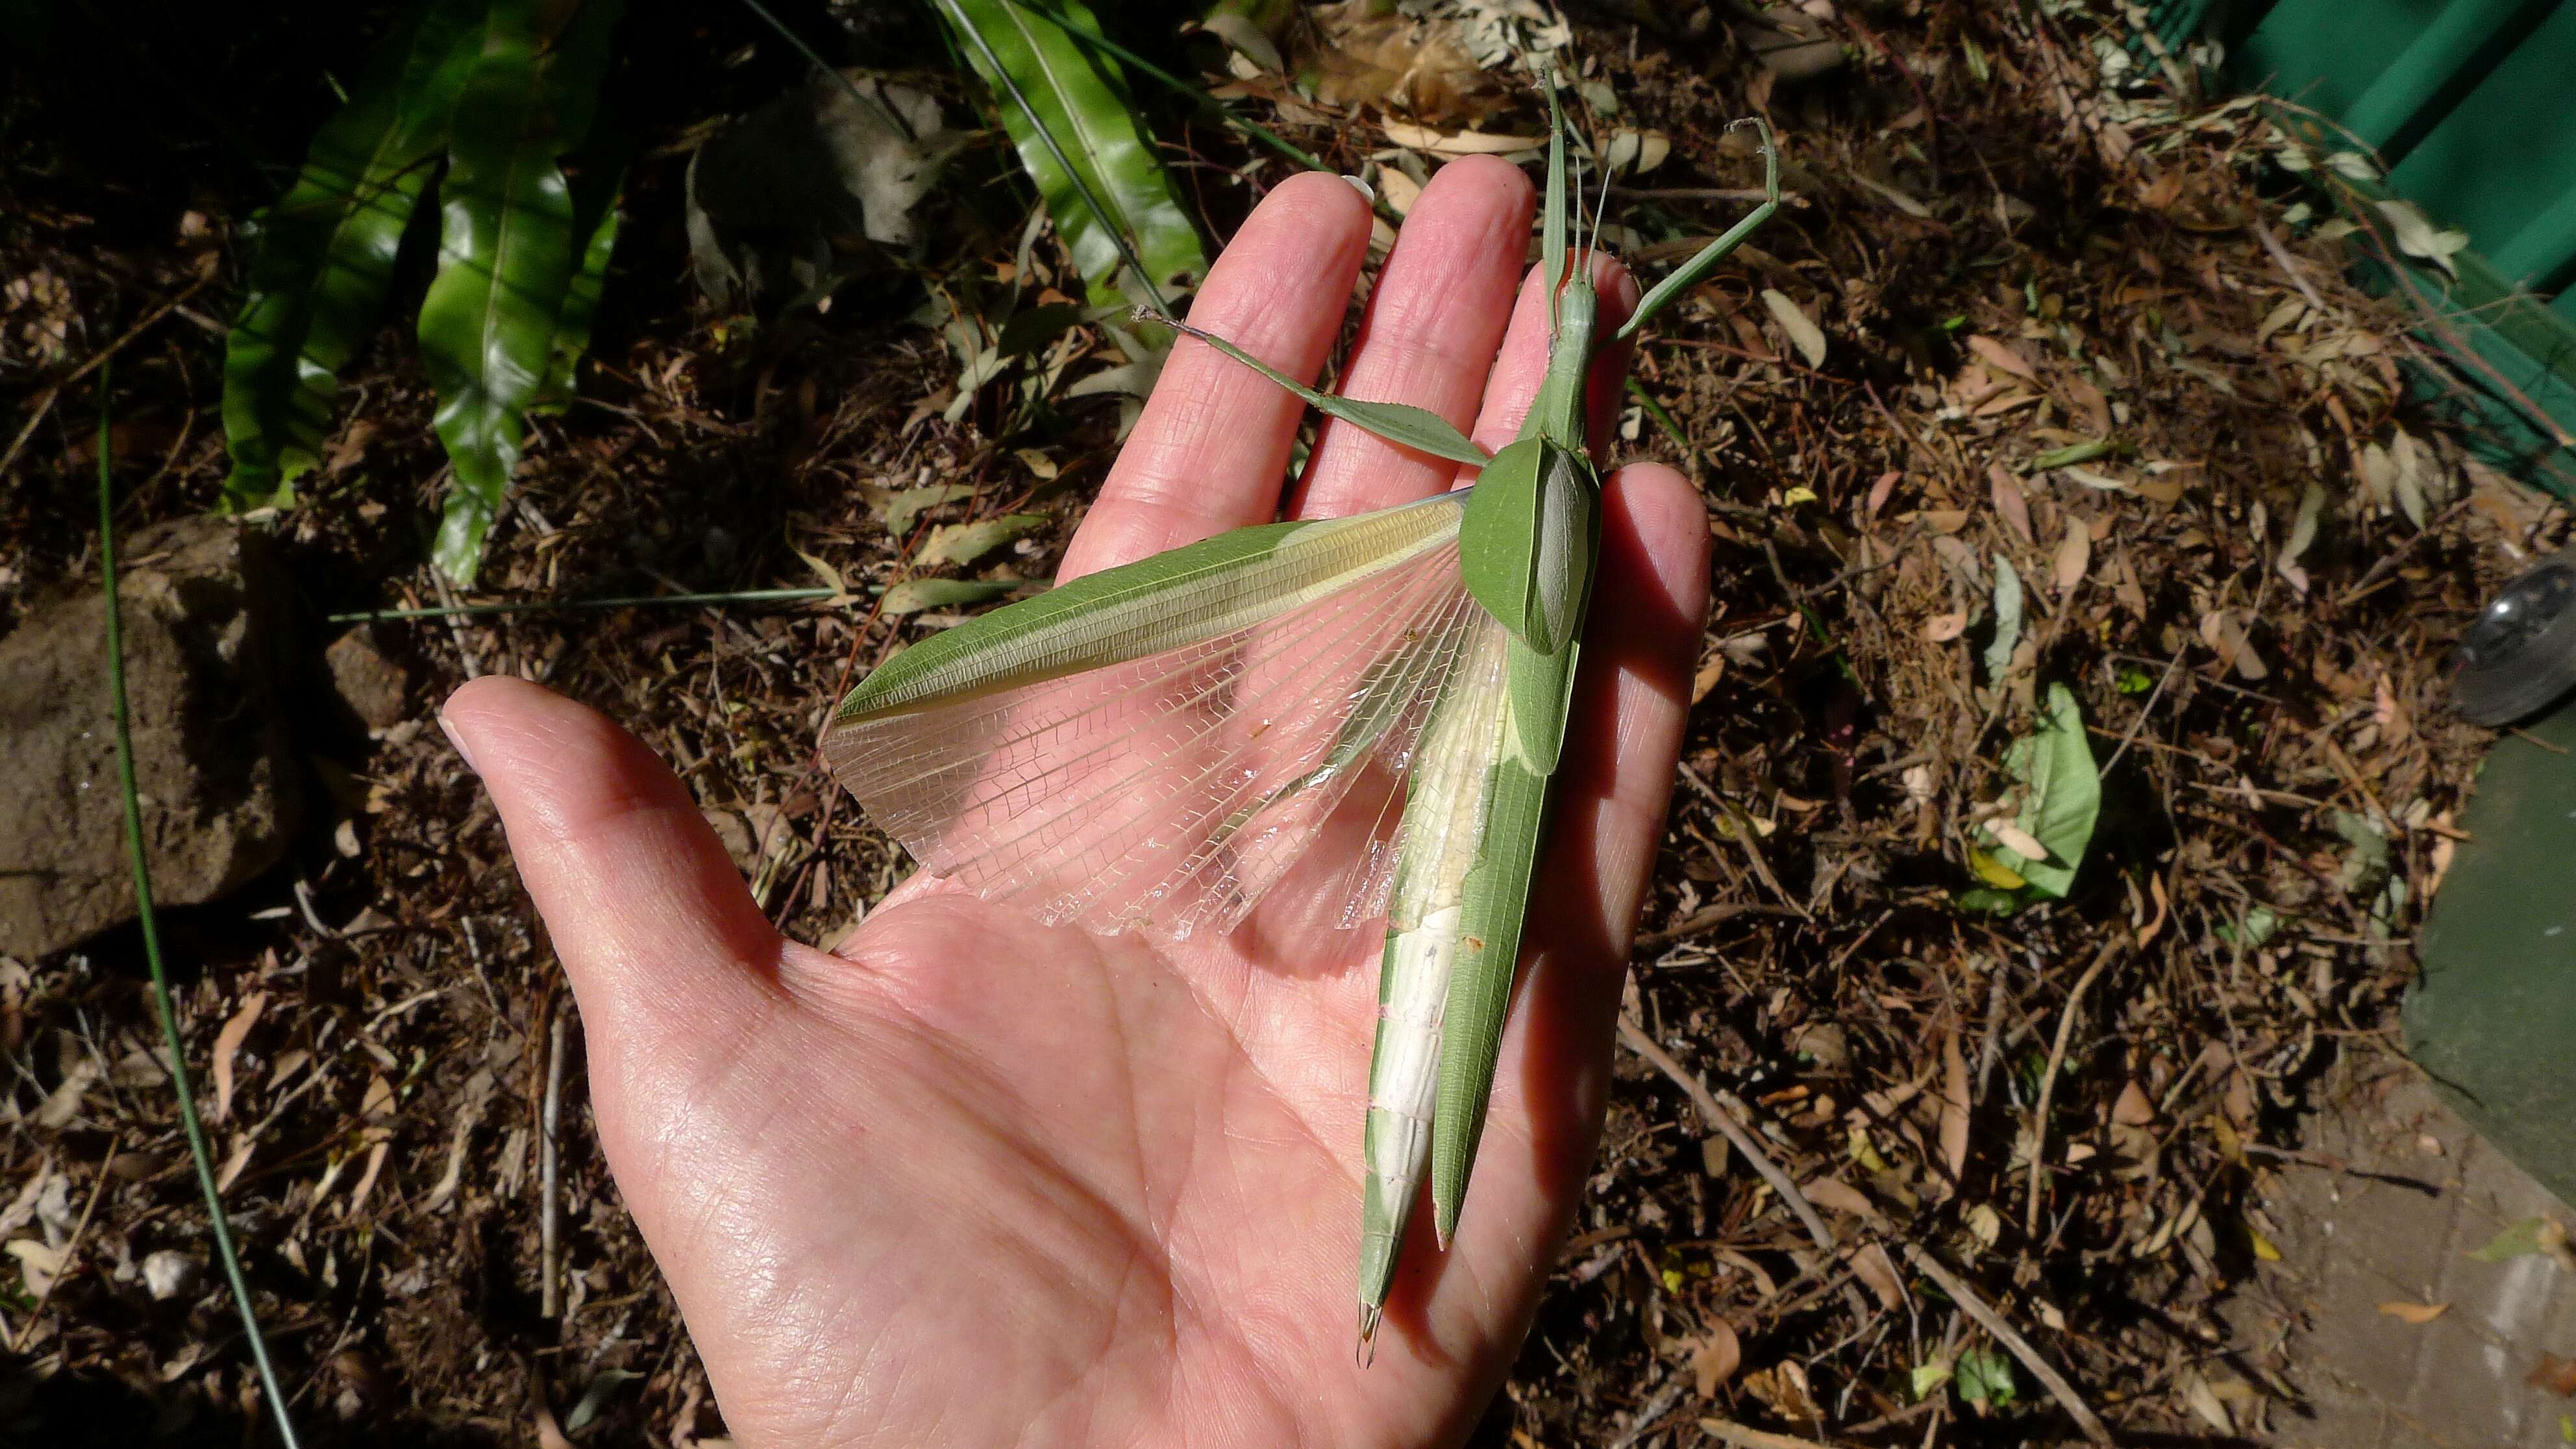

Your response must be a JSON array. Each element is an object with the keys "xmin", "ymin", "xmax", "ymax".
[{"xmin": 440, "ymin": 155, "xmax": 1709, "ymax": 1447}]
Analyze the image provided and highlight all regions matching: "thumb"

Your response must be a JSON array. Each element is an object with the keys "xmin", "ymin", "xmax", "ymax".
[{"xmin": 438, "ymin": 676, "xmax": 786, "ymax": 1082}]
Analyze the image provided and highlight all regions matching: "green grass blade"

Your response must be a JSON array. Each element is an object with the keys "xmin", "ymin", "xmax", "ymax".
[
  {"xmin": 219, "ymin": 0, "xmax": 487, "ymax": 509},
  {"xmin": 936, "ymin": 0, "xmax": 1206, "ymax": 312},
  {"xmin": 419, "ymin": 0, "xmax": 625, "ymax": 583},
  {"xmin": 98, "ymin": 368, "xmax": 306, "ymax": 1449}
]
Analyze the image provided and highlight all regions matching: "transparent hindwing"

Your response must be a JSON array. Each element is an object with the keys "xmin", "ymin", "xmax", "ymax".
[{"xmin": 823, "ymin": 494, "xmax": 1487, "ymax": 940}]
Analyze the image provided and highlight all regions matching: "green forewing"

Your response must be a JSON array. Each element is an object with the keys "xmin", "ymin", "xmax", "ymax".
[{"xmin": 836, "ymin": 491, "xmax": 1466, "ymax": 719}]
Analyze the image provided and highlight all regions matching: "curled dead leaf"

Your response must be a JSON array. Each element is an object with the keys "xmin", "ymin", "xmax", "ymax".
[
  {"xmin": 1926, "ymin": 611, "xmax": 1969, "ymax": 643},
  {"xmin": 1691, "ymin": 1321, "xmax": 1743, "ymax": 1396},
  {"xmin": 1801, "ymin": 1176, "xmax": 1883, "ymax": 1222}
]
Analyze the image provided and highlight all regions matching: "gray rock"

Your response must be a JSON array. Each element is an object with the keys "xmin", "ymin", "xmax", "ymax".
[{"xmin": 0, "ymin": 517, "xmax": 303, "ymax": 959}]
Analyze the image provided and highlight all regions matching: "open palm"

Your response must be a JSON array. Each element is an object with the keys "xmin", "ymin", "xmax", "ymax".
[{"xmin": 441, "ymin": 156, "xmax": 1709, "ymax": 1448}]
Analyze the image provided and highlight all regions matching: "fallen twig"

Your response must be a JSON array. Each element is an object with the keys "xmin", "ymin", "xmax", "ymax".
[
  {"xmin": 8, "ymin": 1137, "xmax": 117, "ymax": 1353},
  {"xmin": 1698, "ymin": 1417, "xmax": 1842, "ymax": 1449},
  {"xmin": 1900, "ymin": 1242, "xmax": 2111, "ymax": 1444},
  {"xmin": 539, "ymin": 1007, "xmax": 569, "ymax": 1319},
  {"xmin": 2026, "ymin": 941, "xmax": 2120, "ymax": 1237}
]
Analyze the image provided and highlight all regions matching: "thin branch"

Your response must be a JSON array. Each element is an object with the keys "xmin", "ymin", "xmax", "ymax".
[
  {"xmin": 2026, "ymin": 941, "xmax": 2119, "ymax": 1236},
  {"xmin": 1900, "ymin": 1243, "xmax": 2112, "ymax": 1444}
]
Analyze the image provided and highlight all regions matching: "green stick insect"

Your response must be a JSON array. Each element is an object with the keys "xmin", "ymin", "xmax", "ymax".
[{"xmin": 823, "ymin": 91, "xmax": 1776, "ymax": 1349}]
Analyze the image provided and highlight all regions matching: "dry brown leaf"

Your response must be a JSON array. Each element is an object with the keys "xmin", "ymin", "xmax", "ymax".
[
  {"xmin": 1692, "ymin": 653, "xmax": 1726, "ymax": 704},
  {"xmin": 1866, "ymin": 470, "xmax": 1901, "ymax": 520},
  {"xmin": 1690, "ymin": 1321, "xmax": 1743, "ymax": 1397},
  {"xmin": 1378, "ymin": 120, "xmax": 1545, "ymax": 156},
  {"xmin": 1374, "ymin": 167, "xmax": 1424, "ymax": 217},
  {"xmin": 1852, "ymin": 1243, "xmax": 1905, "ymax": 1310},
  {"xmin": 1988, "ymin": 463, "xmax": 2033, "ymax": 542},
  {"xmin": 1924, "ymin": 611, "xmax": 1968, "ymax": 643},
  {"xmin": 1800, "ymin": 1176, "xmax": 1883, "ymax": 1222},
  {"xmin": 210, "ymin": 990, "xmax": 267, "ymax": 1124},
  {"xmin": 1967, "ymin": 334, "xmax": 2038, "ymax": 381},
  {"xmin": 1761, "ymin": 290, "xmax": 1827, "ymax": 368},
  {"xmin": 2377, "ymin": 1299, "xmax": 2449, "ymax": 1325},
  {"xmin": 2062, "ymin": 373, "xmax": 2112, "ymax": 434},
  {"xmin": 2528, "ymin": 1352, "xmax": 2576, "ymax": 1397},
  {"xmin": 2111, "ymin": 1080, "xmax": 2157, "ymax": 1127},
  {"xmin": 2052, "ymin": 521, "xmax": 2092, "ymax": 595},
  {"xmin": 1938, "ymin": 1029, "xmax": 1971, "ymax": 1185}
]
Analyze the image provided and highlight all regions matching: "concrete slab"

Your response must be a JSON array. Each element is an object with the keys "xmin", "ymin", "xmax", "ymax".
[{"xmin": 2233, "ymin": 1054, "xmax": 2576, "ymax": 1447}]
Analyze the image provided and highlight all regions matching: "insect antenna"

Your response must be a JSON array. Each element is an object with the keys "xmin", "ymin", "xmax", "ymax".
[{"xmin": 1583, "ymin": 142, "xmax": 1613, "ymax": 268}]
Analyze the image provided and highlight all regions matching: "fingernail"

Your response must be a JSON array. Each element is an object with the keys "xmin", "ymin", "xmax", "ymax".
[
  {"xmin": 437, "ymin": 710, "xmax": 479, "ymax": 775},
  {"xmin": 1340, "ymin": 173, "xmax": 1375, "ymax": 205}
]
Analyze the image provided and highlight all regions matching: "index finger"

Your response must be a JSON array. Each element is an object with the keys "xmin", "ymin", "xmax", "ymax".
[{"xmin": 1058, "ymin": 172, "xmax": 1372, "ymax": 581}]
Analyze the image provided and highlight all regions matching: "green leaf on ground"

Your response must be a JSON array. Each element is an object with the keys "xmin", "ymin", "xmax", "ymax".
[
  {"xmin": 1989, "ymin": 682, "xmax": 2098, "ymax": 898},
  {"xmin": 1955, "ymin": 1346, "xmax": 2018, "ymax": 1406}
]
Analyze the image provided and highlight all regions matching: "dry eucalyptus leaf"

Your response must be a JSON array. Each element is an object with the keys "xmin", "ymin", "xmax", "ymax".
[
  {"xmin": 1761, "ymin": 290, "xmax": 1827, "ymax": 369},
  {"xmin": 1967, "ymin": 334, "xmax": 2037, "ymax": 382},
  {"xmin": 1378, "ymin": 120, "xmax": 1544, "ymax": 156},
  {"xmin": 2053, "ymin": 521, "xmax": 2092, "ymax": 595},
  {"xmin": 1989, "ymin": 464, "xmax": 2033, "ymax": 543},
  {"xmin": 1852, "ymin": 1243, "xmax": 1905, "ymax": 1310},
  {"xmin": 1939, "ymin": 1028, "xmax": 1972, "ymax": 1184},
  {"xmin": 211, "ymin": 990, "xmax": 268, "ymax": 1124},
  {"xmin": 2377, "ymin": 1299, "xmax": 2449, "ymax": 1325},
  {"xmin": 1691, "ymin": 1321, "xmax": 1743, "ymax": 1396},
  {"xmin": 2111, "ymin": 1080, "xmax": 2156, "ymax": 1126}
]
